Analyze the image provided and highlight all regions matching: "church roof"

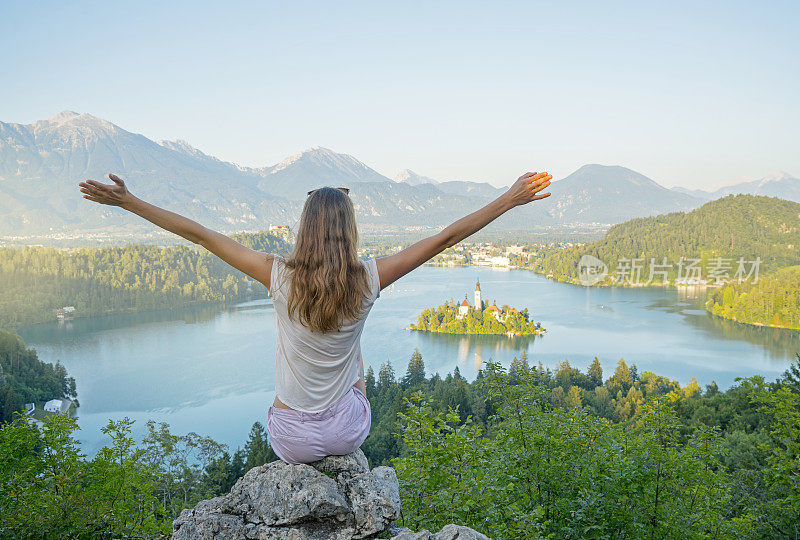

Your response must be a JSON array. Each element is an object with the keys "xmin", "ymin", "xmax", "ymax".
[
  {"xmin": 460, "ymin": 296, "xmax": 470, "ymax": 307},
  {"xmin": 475, "ymin": 277, "xmax": 481, "ymax": 291}
]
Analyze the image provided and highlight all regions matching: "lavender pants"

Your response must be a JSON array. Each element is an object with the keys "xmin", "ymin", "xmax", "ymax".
[{"xmin": 266, "ymin": 386, "xmax": 371, "ymax": 465}]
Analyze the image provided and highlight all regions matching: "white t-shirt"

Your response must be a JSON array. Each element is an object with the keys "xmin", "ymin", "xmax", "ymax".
[{"xmin": 269, "ymin": 254, "xmax": 381, "ymax": 413}]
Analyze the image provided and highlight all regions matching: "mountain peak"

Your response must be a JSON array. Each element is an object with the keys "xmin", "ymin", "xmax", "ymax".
[
  {"xmin": 304, "ymin": 146, "xmax": 337, "ymax": 155},
  {"xmin": 157, "ymin": 139, "xmax": 208, "ymax": 158},
  {"xmin": 565, "ymin": 164, "xmax": 661, "ymax": 188},
  {"xmin": 760, "ymin": 171, "xmax": 796, "ymax": 184},
  {"xmin": 270, "ymin": 146, "xmax": 368, "ymax": 175},
  {"xmin": 39, "ymin": 111, "xmax": 116, "ymax": 133},
  {"xmin": 47, "ymin": 110, "xmax": 81, "ymax": 124},
  {"xmin": 394, "ymin": 169, "xmax": 439, "ymax": 185},
  {"xmin": 258, "ymin": 147, "xmax": 391, "ymax": 199}
]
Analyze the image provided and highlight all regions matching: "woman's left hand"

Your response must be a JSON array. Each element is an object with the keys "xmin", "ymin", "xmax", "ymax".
[{"xmin": 78, "ymin": 174, "xmax": 133, "ymax": 207}]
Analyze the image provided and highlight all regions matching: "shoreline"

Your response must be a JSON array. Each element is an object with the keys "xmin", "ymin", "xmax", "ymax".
[
  {"xmin": 8, "ymin": 293, "xmax": 270, "ymax": 332},
  {"xmin": 426, "ymin": 261, "xmax": 799, "ymax": 333}
]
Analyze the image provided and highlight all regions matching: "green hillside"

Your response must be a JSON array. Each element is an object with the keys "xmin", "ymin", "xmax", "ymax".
[{"xmin": 532, "ymin": 195, "xmax": 800, "ymax": 284}]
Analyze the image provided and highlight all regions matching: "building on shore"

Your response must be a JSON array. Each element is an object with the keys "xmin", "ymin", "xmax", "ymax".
[
  {"xmin": 44, "ymin": 398, "xmax": 73, "ymax": 413},
  {"xmin": 54, "ymin": 306, "xmax": 75, "ymax": 320}
]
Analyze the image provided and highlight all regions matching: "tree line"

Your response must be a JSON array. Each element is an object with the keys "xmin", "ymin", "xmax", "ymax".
[{"xmin": 0, "ymin": 231, "xmax": 289, "ymax": 327}]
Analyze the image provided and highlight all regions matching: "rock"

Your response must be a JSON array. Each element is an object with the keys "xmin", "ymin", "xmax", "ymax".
[
  {"xmin": 173, "ymin": 449, "xmax": 490, "ymax": 539},
  {"xmin": 172, "ymin": 449, "xmax": 399, "ymax": 540},
  {"xmin": 390, "ymin": 524, "xmax": 490, "ymax": 540},
  {"xmin": 346, "ymin": 466, "xmax": 402, "ymax": 537},
  {"xmin": 222, "ymin": 463, "xmax": 351, "ymax": 526}
]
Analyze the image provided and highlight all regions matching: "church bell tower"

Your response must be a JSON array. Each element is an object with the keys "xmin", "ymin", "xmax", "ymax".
[{"xmin": 474, "ymin": 277, "xmax": 482, "ymax": 310}]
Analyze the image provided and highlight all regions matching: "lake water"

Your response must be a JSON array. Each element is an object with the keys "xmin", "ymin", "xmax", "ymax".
[{"xmin": 16, "ymin": 266, "xmax": 799, "ymax": 455}]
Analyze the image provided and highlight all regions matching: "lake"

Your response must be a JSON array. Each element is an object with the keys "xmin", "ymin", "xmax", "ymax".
[{"xmin": 16, "ymin": 265, "xmax": 799, "ymax": 455}]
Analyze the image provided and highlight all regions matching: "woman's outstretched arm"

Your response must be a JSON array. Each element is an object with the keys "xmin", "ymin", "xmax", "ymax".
[
  {"xmin": 78, "ymin": 174, "xmax": 274, "ymax": 288},
  {"xmin": 375, "ymin": 171, "xmax": 552, "ymax": 289}
]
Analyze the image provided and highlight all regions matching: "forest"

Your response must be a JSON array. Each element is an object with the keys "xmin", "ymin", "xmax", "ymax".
[
  {"xmin": 0, "ymin": 231, "xmax": 289, "ymax": 328},
  {"xmin": 528, "ymin": 195, "xmax": 800, "ymax": 283},
  {"xmin": 410, "ymin": 301, "xmax": 544, "ymax": 335},
  {"xmin": 2, "ymin": 339, "xmax": 799, "ymax": 538},
  {"xmin": 0, "ymin": 329, "xmax": 76, "ymax": 423},
  {"xmin": 706, "ymin": 266, "xmax": 800, "ymax": 330}
]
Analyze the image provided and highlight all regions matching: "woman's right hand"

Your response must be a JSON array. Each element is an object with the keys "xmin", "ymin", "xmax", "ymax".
[
  {"xmin": 78, "ymin": 173, "xmax": 135, "ymax": 208},
  {"xmin": 503, "ymin": 171, "xmax": 553, "ymax": 208}
]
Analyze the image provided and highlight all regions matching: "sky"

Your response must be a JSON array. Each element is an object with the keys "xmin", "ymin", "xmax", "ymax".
[{"xmin": 1, "ymin": 1, "xmax": 798, "ymax": 189}]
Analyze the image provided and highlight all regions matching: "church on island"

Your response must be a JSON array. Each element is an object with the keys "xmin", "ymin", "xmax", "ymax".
[
  {"xmin": 457, "ymin": 278, "xmax": 519, "ymax": 322},
  {"xmin": 409, "ymin": 277, "xmax": 544, "ymax": 336}
]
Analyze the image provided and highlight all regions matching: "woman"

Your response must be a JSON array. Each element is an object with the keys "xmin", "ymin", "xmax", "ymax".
[{"xmin": 78, "ymin": 170, "xmax": 552, "ymax": 464}]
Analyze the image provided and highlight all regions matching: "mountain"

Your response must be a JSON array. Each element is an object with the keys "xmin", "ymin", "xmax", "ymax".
[
  {"xmin": 711, "ymin": 172, "xmax": 800, "ymax": 202},
  {"xmin": 0, "ymin": 111, "xmax": 294, "ymax": 235},
  {"xmin": 669, "ymin": 172, "xmax": 800, "ymax": 203},
  {"xmin": 393, "ymin": 170, "xmax": 506, "ymax": 200},
  {"xmin": 0, "ymin": 112, "xmax": 727, "ymax": 237},
  {"xmin": 670, "ymin": 186, "xmax": 713, "ymax": 200},
  {"xmin": 538, "ymin": 194, "xmax": 800, "ymax": 281},
  {"xmin": 344, "ymin": 181, "xmax": 483, "ymax": 225},
  {"xmin": 256, "ymin": 147, "xmax": 390, "ymax": 200},
  {"xmin": 436, "ymin": 181, "xmax": 505, "ymax": 199},
  {"xmin": 543, "ymin": 164, "xmax": 703, "ymax": 224},
  {"xmin": 393, "ymin": 169, "xmax": 438, "ymax": 186}
]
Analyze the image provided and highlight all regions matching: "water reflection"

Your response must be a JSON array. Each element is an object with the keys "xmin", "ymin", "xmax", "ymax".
[
  {"xmin": 17, "ymin": 297, "xmax": 271, "ymax": 345},
  {"xmin": 686, "ymin": 311, "xmax": 800, "ymax": 360},
  {"xmin": 414, "ymin": 331, "xmax": 538, "ymax": 373}
]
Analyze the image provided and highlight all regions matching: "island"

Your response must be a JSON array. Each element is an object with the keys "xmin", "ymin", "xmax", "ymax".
[{"xmin": 409, "ymin": 278, "xmax": 546, "ymax": 336}]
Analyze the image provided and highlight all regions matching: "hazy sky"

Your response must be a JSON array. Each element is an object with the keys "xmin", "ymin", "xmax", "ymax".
[{"xmin": 1, "ymin": 1, "xmax": 797, "ymax": 188}]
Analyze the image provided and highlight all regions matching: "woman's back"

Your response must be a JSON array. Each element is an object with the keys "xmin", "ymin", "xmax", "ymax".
[{"xmin": 269, "ymin": 254, "xmax": 381, "ymax": 413}]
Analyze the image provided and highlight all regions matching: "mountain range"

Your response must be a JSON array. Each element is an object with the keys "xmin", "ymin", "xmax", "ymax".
[
  {"xmin": 670, "ymin": 171, "xmax": 800, "ymax": 203},
  {"xmin": 0, "ymin": 111, "xmax": 794, "ymax": 237}
]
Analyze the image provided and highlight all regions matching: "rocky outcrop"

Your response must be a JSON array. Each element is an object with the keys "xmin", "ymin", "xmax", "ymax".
[
  {"xmin": 172, "ymin": 450, "xmax": 488, "ymax": 539},
  {"xmin": 172, "ymin": 449, "xmax": 399, "ymax": 539}
]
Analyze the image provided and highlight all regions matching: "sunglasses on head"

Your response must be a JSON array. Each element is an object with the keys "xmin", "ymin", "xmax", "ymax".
[{"xmin": 307, "ymin": 186, "xmax": 350, "ymax": 196}]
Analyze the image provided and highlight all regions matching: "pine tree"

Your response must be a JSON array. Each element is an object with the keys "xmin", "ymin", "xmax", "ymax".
[
  {"xmin": 365, "ymin": 366, "xmax": 376, "ymax": 399},
  {"xmin": 401, "ymin": 349, "xmax": 426, "ymax": 389},
  {"xmin": 378, "ymin": 361, "xmax": 395, "ymax": 391},
  {"xmin": 519, "ymin": 349, "xmax": 530, "ymax": 372},
  {"xmin": 588, "ymin": 357, "xmax": 603, "ymax": 388},
  {"xmin": 607, "ymin": 359, "xmax": 633, "ymax": 396},
  {"xmin": 245, "ymin": 421, "xmax": 276, "ymax": 470},
  {"xmin": 230, "ymin": 449, "xmax": 246, "ymax": 482}
]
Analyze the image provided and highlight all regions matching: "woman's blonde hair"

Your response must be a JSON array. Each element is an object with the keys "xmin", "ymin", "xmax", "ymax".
[{"xmin": 284, "ymin": 187, "xmax": 370, "ymax": 333}]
